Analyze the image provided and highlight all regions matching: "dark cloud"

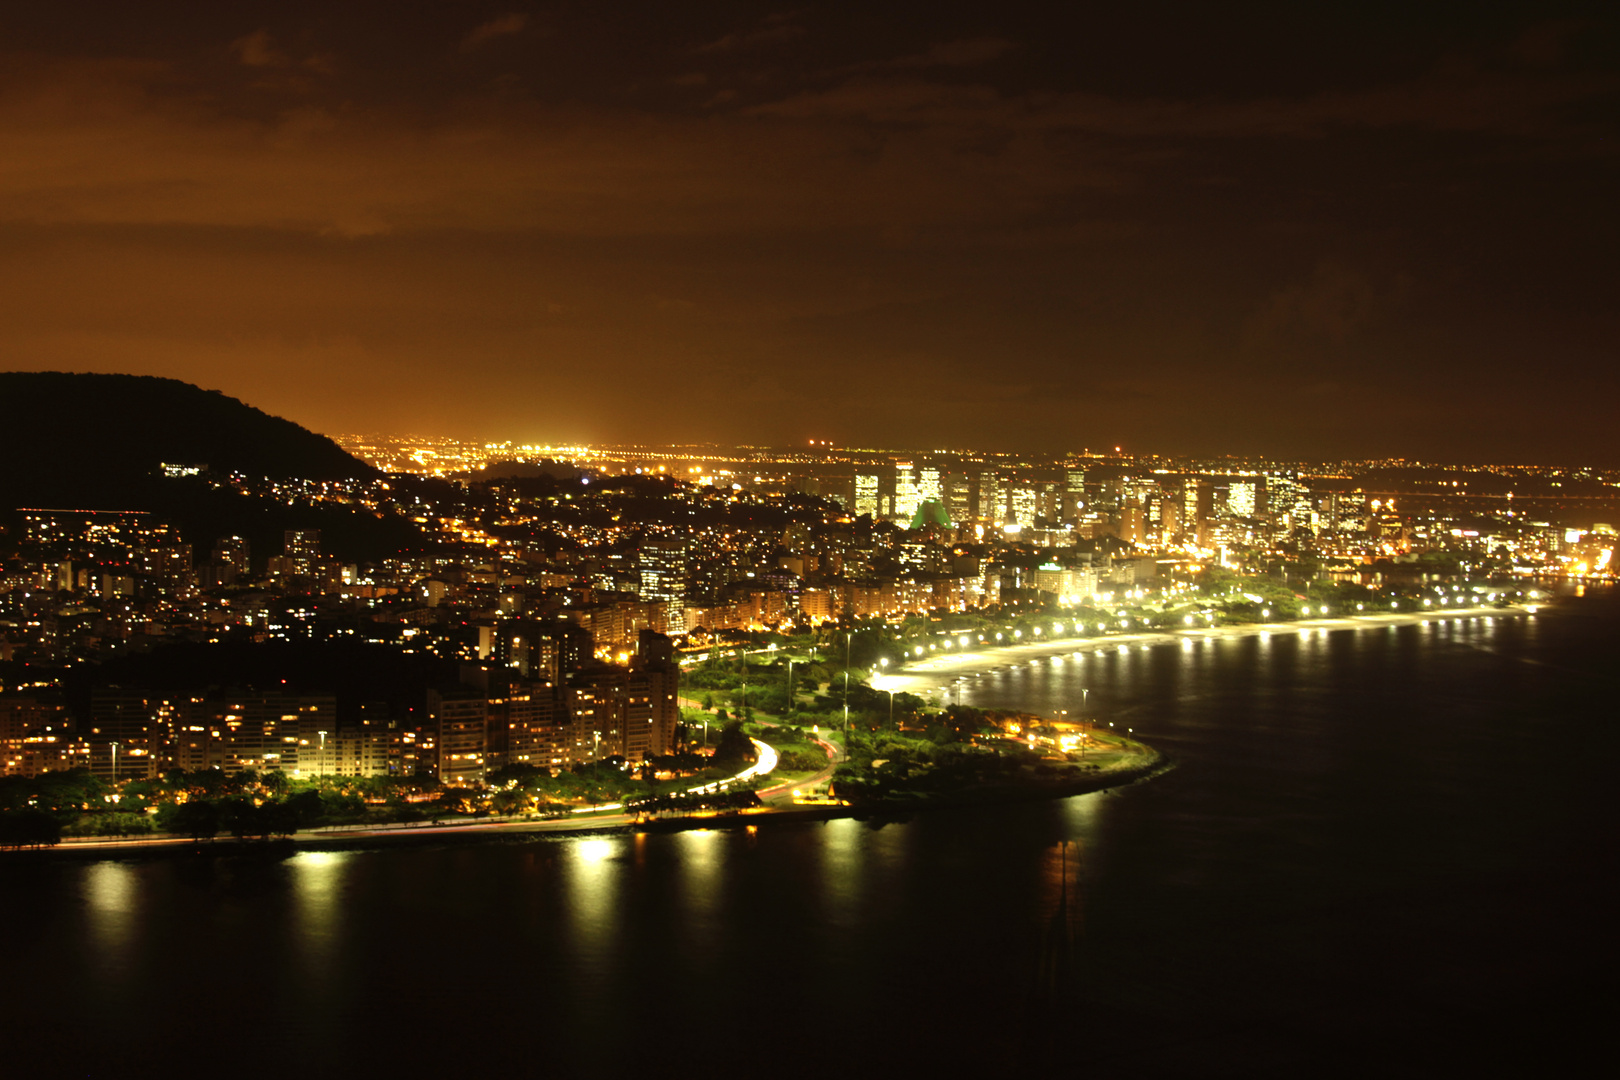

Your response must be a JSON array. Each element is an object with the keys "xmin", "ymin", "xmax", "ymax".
[
  {"xmin": 229, "ymin": 27, "xmax": 335, "ymax": 78},
  {"xmin": 851, "ymin": 38, "xmax": 1016, "ymax": 72},
  {"xmin": 460, "ymin": 13, "xmax": 529, "ymax": 54},
  {"xmin": 1242, "ymin": 263, "xmax": 1396, "ymax": 353},
  {"xmin": 748, "ymin": 61, "xmax": 1615, "ymax": 141},
  {"xmin": 0, "ymin": 2, "xmax": 1614, "ymax": 462},
  {"xmin": 231, "ymin": 29, "xmax": 288, "ymax": 68},
  {"xmin": 695, "ymin": 13, "xmax": 807, "ymax": 55}
]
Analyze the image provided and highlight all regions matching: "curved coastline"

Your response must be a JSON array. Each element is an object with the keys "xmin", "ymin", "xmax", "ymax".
[
  {"xmin": 18, "ymin": 743, "xmax": 1173, "ymax": 859},
  {"xmin": 17, "ymin": 609, "xmax": 1521, "ymax": 859},
  {"xmin": 879, "ymin": 604, "xmax": 1531, "ymax": 700}
]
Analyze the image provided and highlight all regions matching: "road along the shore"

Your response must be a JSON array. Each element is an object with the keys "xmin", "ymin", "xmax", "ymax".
[
  {"xmin": 879, "ymin": 605, "xmax": 1530, "ymax": 699},
  {"xmin": 41, "ymin": 612, "xmax": 1513, "ymax": 856}
]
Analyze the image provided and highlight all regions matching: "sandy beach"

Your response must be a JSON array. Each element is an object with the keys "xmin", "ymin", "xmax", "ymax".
[{"xmin": 878, "ymin": 605, "xmax": 1531, "ymax": 700}]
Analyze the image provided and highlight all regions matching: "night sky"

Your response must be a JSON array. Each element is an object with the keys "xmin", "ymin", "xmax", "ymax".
[{"xmin": 2, "ymin": 3, "xmax": 1615, "ymax": 462}]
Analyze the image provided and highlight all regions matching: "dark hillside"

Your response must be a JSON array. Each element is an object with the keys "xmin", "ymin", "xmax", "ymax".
[{"xmin": 0, "ymin": 372, "xmax": 372, "ymax": 508}]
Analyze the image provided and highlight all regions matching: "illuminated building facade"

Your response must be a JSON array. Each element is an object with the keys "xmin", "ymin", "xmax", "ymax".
[
  {"xmin": 854, "ymin": 473, "xmax": 880, "ymax": 517},
  {"xmin": 430, "ymin": 687, "xmax": 489, "ymax": 786}
]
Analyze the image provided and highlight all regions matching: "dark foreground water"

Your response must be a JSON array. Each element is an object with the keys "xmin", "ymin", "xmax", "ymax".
[{"xmin": 5, "ymin": 596, "xmax": 1617, "ymax": 1078}]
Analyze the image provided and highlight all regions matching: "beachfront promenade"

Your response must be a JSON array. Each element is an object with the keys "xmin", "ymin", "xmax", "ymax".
[
  {"xmin": 31, "ymin": 607, "xmax": 1517, "ymax": 855},
  {"xmin": 878, "ymin": 605, "xmax": 1529, "ymax": 699}
]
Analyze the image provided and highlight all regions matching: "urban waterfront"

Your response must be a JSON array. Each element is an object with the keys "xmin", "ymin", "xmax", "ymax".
[
  {"xmin": 6, "ymin": 7, "xmax": 1619, "ymax": 1075},
  {"xmin": 5, "ymin": 591, "xmax": 1612, "ymax": 1077}
]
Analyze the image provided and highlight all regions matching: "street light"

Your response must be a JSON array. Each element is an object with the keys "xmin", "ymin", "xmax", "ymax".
[{"xmin": 843, "ymin": 630, "xmax": 853, "ymax": 732}]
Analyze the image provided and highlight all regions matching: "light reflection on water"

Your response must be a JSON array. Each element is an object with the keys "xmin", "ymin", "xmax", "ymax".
[
  {"xmin": 83, "ymin": 861, "xmax": 137, "ymax": 982},
  {"xmin": 289, "ymin": 851, "xmax": 345, "ymax": 983},
  {"xmin": 565, "ymin": 835, "xmax": 623, "ymax": 962},
  {"xmin": 817, "ymin": 818, "xmax": 866, "ymax": 927},
  {"xmin": 672, "ymin": 828, "xmax": 723, "ymax": 957},
  {"xmin": 22, "ymin": 598, "xmax": 1611, "ymax": 1076}
]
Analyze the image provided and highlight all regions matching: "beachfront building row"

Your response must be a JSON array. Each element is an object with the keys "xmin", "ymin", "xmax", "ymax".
[{"xmin": 0, "ymin": 631, "xmax": 682, "ymax": 784}]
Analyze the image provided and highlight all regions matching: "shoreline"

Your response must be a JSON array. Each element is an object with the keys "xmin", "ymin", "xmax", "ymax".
[
  {"xmin": 878, "ymin": 604, "xmax": 1529, "ymax": 698},
  {"xmin": 16, "ymin": 731, "xmax": 1170, "ymax": 859},
  {"xmin": 13, "ymin": 744, "xmax": 1171, "ymax": 860},
  {"xmin": 15, "ymin": 609, "xmax": 1521, "ymax": 859}
]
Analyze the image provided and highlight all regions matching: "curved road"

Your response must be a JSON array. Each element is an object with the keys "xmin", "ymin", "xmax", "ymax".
[{"xmin": 44, "ymin": 737, "xmax": 794, "ymax": 852}]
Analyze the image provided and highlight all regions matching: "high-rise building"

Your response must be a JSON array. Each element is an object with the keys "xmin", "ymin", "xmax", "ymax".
[
  {"xmin": 566, "ymin": 668, "xmax": 629, "ymax": 763},
  {"xmin": 638, "ymin": 538, "xmax": 687, "ymax": 607},
  {"xmin": 0, "ymin": 694, "xmax": 69, "ymax": 778},
  {"xmin": 1008, "ymin": 488, "xmax": 1038, "ymax": 528},
  {"xmin": 894, "ymin": 464, "xmax": 920, "ymax": 522},
  {"xmin": 635, "ymin": 630, "xmax": 681, "ymax": 758},
  {"xmin": 211, "ymin": 536, "xmax": 251, "ymax": 583},
  {"xmin": 917, "ymin": 467, "xmax": 942, "ymax": 506},
  {"xmin": 429, "ymin": 687, "xmax": 488, "ymax": 785},
  {"xmin": 269, "ymin": 530, "xmax": 322, "ymax": 579},
  {"xmin": 1121, "ymin": 502, "xmax": 1145, "ymax": 544},
  {"xmin": 169, "ymin": 693, "xmax": 336, "ymax": 776},
  {"xmin": 1228, "ymin": 479, "xmax": 1257, "ymax": 518},
  {"xmin": 85, "ymin": 690, "xmax": 158, "ymax": 780},
  {"xmin": 284, "ymin": 529, "xmax": 319, "ymax": 560},
  {"xmin": 943, "ymin": 473, "xmax": 973, "ymax": 524},
  {"xmin": 487, "ymin": 622, "xmax": 561, "ymax": 683},
  {"xmin": 1266, "ymin": 473, "xmax": 1314, "ymax": 537},
  {"xmin": 1063, "ymin": 469, "xmax": 1087, "ymax": 521},
  {"xmin": 506, "ymin": 683, "xmax": 569, "ymax": 771},
  {"xmin": 978, "ymin": 471, "xmax": 1004, "ymax": 523},
  {"xmin": 1183, "ymin": 479, "xmax": 1207, "ymax": 545},
  {"xmin": 1160, "ymin": 498, "xmax": 1181, "ymax": 541},
  {"xmin": 854, "ymin": 474, "xmax": 881, "ymax": 518}
]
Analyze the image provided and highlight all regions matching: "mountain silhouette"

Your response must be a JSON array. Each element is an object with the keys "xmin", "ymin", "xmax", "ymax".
[{"xmin": 0, "ymin": 372, "xmax": 372, "ymax": 508}]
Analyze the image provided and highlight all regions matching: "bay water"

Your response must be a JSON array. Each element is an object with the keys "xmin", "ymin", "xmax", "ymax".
[{"xmin": 4, "ymin": 595, "xmax": 1615, "ymax": 1077}]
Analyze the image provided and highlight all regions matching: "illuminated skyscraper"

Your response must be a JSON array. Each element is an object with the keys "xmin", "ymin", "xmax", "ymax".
[
  {"xmin": 213, "ymin": 536, "xmax": 251, "ymax": 577},
  {"xmin": 638, "ymin": 539, "xmax": 687, "ymax": 603},
  {"xmin": 854, "ymin": 473, "xmax": 880, "ymax": 517},
  {"xmin": 1229, "ymin": 479, "xmax": 1257, "ymax": 517},
  {"xmin": 1161, "ymin": 498, "xmax": 1181, "ymax": 540},
  {"xmin": 1010, "ymin": 487, "xmax": 1037, "ymax": 528},
  {"xmin": 894, "ymin": 464, "xmax": 920, "ymax": 521},
  {"xmin": 1183, "ymin": 479, "xmax": 1207, "ymax": 545},
  {"xmin": 1063, "ymin": 469, "xmax": 1086, "ymax": 521},
  {"xmin": 429, "ymin": 687, "xmax": 488, "ymax": 785},
  {"xmin": 284, "ymin": 529, "xmax": 320, "ymax": 559},
  {"xmin": 918, "ymin": 466, "xmax": 942, "ymax": 505},
  {"xmin": 1266, "ymin": 473, "xmax": 1313, "ymax": 537},
  {"xmin": 639, "ymin": 539, "xmax": 688, "ymax": 635},
  {"xmin": 283, "ymin": 529, "xmax": 320, "ymax": 576},
  {"xmin": 978, "ymin": 471, "xmax": 1003, "ymax": 523},
  {"xmin": 944, "ymin": 473, "xmax": 972, "ymax": 524}
]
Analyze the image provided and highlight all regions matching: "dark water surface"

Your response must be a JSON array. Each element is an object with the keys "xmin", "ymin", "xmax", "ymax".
[{"xmin": 5, "ymin": 597, "xmax": 1617, "ymax": 1078}]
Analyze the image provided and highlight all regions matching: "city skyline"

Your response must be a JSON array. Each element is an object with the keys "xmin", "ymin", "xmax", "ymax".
[
  {"xmin": 1, "ymin": 4, "xmax": 1616, "ymax": 463},
  {"xmin": 2, "ymin": 0, "xmax": 1613, "ymax": 1049}
]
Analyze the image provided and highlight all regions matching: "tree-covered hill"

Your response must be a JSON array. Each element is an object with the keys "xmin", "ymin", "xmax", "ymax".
[{"xmin": 0, "ymin": 372, "xmax": 373, "ymax": 508}]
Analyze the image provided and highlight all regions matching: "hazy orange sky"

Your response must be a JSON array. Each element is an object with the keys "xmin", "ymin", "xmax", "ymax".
[{"xmin": 1, "ymin": 3, "xmax": 1616, "ymax": 461}]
